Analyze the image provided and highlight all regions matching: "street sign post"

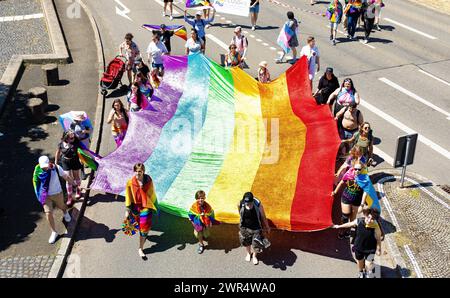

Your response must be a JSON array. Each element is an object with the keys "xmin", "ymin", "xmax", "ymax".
[{"xmin": 394, "ymin": 133, "xmax": 418, "ymax": 188}]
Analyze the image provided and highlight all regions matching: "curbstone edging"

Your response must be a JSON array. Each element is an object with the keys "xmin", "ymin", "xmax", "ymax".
[
  {"xmin": 47, "ymin": 0, "xmax": 106, "ymax": 278},
  {"xmin": 369, "ymin": 168, "xmax": 449, "ymax": 278}
]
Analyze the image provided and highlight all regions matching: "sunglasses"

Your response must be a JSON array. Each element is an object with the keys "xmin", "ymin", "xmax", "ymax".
[{"xmin": 354, "ymin": 168, "xmax": 362, "ymax": 171}]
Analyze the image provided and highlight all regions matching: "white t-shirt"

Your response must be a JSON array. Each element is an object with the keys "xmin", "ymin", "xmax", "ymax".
[
  {"xmin": 300, "ymin": 45, "xmax": 320, "ymax": 78},
  {"xmin": 146, "ymin": 41, "xmax": 168, "ymax": 65},
  {"xmin": 365, "ymin": 3, "xmax": 376, "ymax": 18},
  {"xmin": 231, "ymin": 35, "xmax": 248, "ymax": 57},
  {"xmin": 48, "ymin": 165, "xmax": 68, "ymax": 196},
  {"xmin": 185, "ymin": 38, "xmax": 203, "ymax": 55}
]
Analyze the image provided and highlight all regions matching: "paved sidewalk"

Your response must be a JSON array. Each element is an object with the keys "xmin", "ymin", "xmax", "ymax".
[
  {"xmin": 373, "ymin": 170, "xmax": 450, "ymax": 278},
  {"xmin": 0, "ymin": 0, "xmax": 98, "ymax": 277},
  {"xmin": 0, "ymin": 0, "xmax": 52, "ymax": 78}
]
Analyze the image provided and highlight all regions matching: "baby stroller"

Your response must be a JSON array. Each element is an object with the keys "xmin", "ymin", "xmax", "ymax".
[{"xmin": 100, "ymin": 55, "xmax": 127, "ymax": 95}]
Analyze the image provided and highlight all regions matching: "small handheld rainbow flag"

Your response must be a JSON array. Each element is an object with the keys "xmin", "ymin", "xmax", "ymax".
[
  {"xmin": 77, "ymin": 148, "xmax": 99, "ymax": 171},
  {"xmin": 186, "ymin": 0, "xmax": 209, "ymax": 8},
  {"xmin": 142, "ymin": 24, "xmax": 188, "ymax": 41}
]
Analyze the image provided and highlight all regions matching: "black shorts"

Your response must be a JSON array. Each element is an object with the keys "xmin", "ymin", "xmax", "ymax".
[
  {"xmin": 354, "ymin": 250, "xmax": 375, "ymax": 261},
  {"xmin": 164, "ymin": 0, "xmax": 173, "ymax": 2},
  {"xmin": 61, "ymin": 158, "xmax": 83, "ymax": 171},
  {"xmin": 341, "ymin": 193, "xmax": 363, "ymax": 206}
]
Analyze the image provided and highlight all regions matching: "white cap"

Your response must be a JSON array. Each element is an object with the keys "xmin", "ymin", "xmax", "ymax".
[
  {"xmin": 196, "ymin": 11, "xmax": 202, "ymax": 16},
  {"xmin": 39, "ymin": 156, "xmax": 50, "ymax": 168}
]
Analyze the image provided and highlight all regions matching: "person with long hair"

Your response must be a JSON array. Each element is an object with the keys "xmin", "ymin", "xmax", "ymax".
[
  {"xmin": 135, "ymin": 71, "xmax": 154, "ymax": 101},
  {"xmin": 331, "ymin": 162, "xmax": 366, "ymax": 240},
  {"xmin": 343, "ymin": 122, "xmax": 374, "ymax": 165},
  {"xmin": 327, "ymin": 77, "xmax": 361, "ymax": 115},
  {"xmin": 185, "ymin": 28, "xmax": 205, "ymax": 55},
  {"xmin": 127, "ymin": 82, "xmax": 147, "ymax": 112},
  {"xmin": 55, "ymin": 130, "xmax": 83, "ymax": 206},
  {"xmin": 124, "ymin": 163, "xmax": 158, "ymax": 259},
  {"xmin": 107, "ymin": 99, "xmax": 129, "ymax": 148},
  {"xmin": 226, "ymin": 43, "xmax": 243, "ymax": 68}
]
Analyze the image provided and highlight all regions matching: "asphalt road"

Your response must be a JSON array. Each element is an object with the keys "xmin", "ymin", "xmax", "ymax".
[{"xmin": 66, "ymin": 0, "xmax": 449, "ymax": 277}]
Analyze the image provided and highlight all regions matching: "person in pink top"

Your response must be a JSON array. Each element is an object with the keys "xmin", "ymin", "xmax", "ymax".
[{"xmin": 257, "ymin": 61, "xmax": 271, "ymax": 83}]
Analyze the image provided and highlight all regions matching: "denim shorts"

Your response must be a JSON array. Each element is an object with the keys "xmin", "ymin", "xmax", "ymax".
[
  {"xmin": 249, "ymin": 4, "xmax": 260, "ymax": 14},
  {"xmin": 152, "ymin": 63, "xmax": 164, "ymax": 71}
]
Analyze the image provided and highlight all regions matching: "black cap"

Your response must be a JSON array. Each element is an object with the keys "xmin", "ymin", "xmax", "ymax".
[
  {"xmin": 160, "ymin": 24, "xmax": 166, "ymax": 29},
  {"xmin": 243, "ymin": 192, "xmax": 254, "ymax": 203},
  {"xmin": 326, "ymin": 67, "xmax": 333, "ymax": 73}
]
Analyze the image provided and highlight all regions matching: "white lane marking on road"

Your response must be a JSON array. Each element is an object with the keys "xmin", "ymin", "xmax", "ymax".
[
  {"xmin": 256, "ymin": 39, "xmax": 262, "ymax": 42},
  {"xmin": 115, "ymin": 0, "xmax": 132, "ymax": 21},
  {"xmin": 384, "ymin": 18, "xmax": 437, "ymax": 40},
  {"xmin": 0, "ymin": 13, "xmax": 43, "ymax": 22},
  {"xmin": 418, "ymin": 69, "xmax": 450, "ymax": 87},
  {"xmin": 359, "ymin": 40, "xmax": 376, "ymax": 49},
  {"xmin": 373, "ymin": 146, "xmax": 394, "ymax": 166},
  {"xmin": 226, "ymin": 20, "xmax": 232, "ymax": 24},
  {"xmin": 205, "ymin": 34, "xmax": 229, "ymax": 51},
  {"xmin": 154, "ymin": 0, "xmax": 180, "ymax": 14},
  {"xmin": 379, "ymin": 77, "xmax": 450, "ymax": 120},
  {"xmin": 243, "ymin": 31, "xmax": 249, "ymax": 34},
  {"xmin": 377, "ymin": 176, "xmax": 401, "ymax": 232},
  {"xmin": 250, "ymin": 34, "xmax": 255, "ymax": 38},
  {"xmin": 220, "ymin": 17, "xmax": 226, "ymax": 20},
  {"xmin": 404, "ymin": 245, "xmax": 424, "ymax": 278},
  {"xmin": 270, "ymin": 47, "xmax": 277, "ymax": 51},
  {"xmin": 263, "ymin": 43, "xmax": 269, "ymax": 46},
  {"xmin": 360, "ymin": 98, "xmax": 450, "ymax": 160}
]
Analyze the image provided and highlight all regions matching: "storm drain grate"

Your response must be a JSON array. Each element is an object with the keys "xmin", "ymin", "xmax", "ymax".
[{"xmin": 440, "ymin": 185, "xmax": 450, "ymax": 195}]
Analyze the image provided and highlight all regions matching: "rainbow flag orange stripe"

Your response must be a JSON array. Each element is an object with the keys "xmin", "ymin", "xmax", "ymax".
[{"xmin": 92, "ymin": 54, "xmax": 340, "ymax": 231}]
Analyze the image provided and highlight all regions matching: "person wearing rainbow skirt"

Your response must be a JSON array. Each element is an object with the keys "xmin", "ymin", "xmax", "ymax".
[
  {"xmin": 188, "ymin": 190, "xmax": 219, "ymax": 254},
  {"xmin": 125, "ymin": 163, "xmax": 158, "ymax": 260}
]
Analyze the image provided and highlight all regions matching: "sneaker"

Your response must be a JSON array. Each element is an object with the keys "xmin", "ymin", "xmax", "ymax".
[
  {"xmin": 362, "ymin": 39, "xmax": 368, "ymax": 44},
  {"xmin": 75, "ymin": 188, "xmax": 82, "ymax": 199},
  {"xmin": 330, "ymin": 35, "xmax": 333, "ymax": 40},
  {"xmin": 138, "ymin": 248, "xmax": 146, "ymax": 259},
  {"xmin": 63, "ymin": 212, "xmax": 72, "ymax": 223},
  {"xmin": 252, "ymin": 255, "xmax": 259, "ymax": 265},
  {"xmin": 169, "ymin": 15, "xmax": 173, "ymax": 20},
  {"xmin": 333, "ymin": 39, "xmax": 336, "ymax": 46},
  {"xmin": 66, "ymin": 198, "xmax": 74, "ymax": 207},
  {"xmin": 358, "ymin": 271, "xmax": 366, "ymax": 278},
  {"xmin": 347, "ymin": 34, "xmax": 351, "ymax": 39},
  {"xmin": 48, "ymin": 231, "xmax": 58, "ymax": 244},
  {"xmin": 197, "ymin": 244, "xmax": 205, "ymax": 254},
  {"xmin": 162, "ymin": 11, "xmax": 166, "ymax": 17},
  {"xmin": 251, "ymin": 26, "xmax": 256, "ymax": 31},
  {"xmin": 275, "ymin": 58, "xmax": 283, "ymax": 64},
  {"xmin": 205, "ymin": 24, "xmax": 211, "ymax": 29},
  {"xmin": 376, "ymin": 25, "xmax": 381, "ymax": 31},
  {"xmin": 245, "ymin": 253, "xmax": 252, "ymax": 262}
]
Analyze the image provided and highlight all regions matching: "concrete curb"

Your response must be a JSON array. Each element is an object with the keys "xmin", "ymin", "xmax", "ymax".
[
  {"xmin": 369, "ymin": 168, "xmax": 449, "ymax": 278},
  {"xmin": 0, "ymin": 0, "xmax": 70, "ymax": 117},
  {"xmin": 47, "ymin": 0, "xmax": 106, "ymax": 278}
]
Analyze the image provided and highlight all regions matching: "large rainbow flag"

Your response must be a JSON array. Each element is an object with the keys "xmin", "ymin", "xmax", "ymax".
[{"xmin": 92, "ymin": 54, "xmax": 340, "ymax": 231}]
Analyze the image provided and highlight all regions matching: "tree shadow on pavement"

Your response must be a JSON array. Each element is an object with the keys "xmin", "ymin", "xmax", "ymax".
[
  {"xmin": 144, "ymin": 212, "xmax": 199, "ymax": 254},
  {"xmin": 0, "ymin": 87, "xmax": 51, "ymax": 254},
  {"xmin": 86, "ymin": 193, "xmax": 125, "ymax": 208},
  {"xmin": 74, "ymin": 214, "xmax": 120, "ymax": 243}
]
